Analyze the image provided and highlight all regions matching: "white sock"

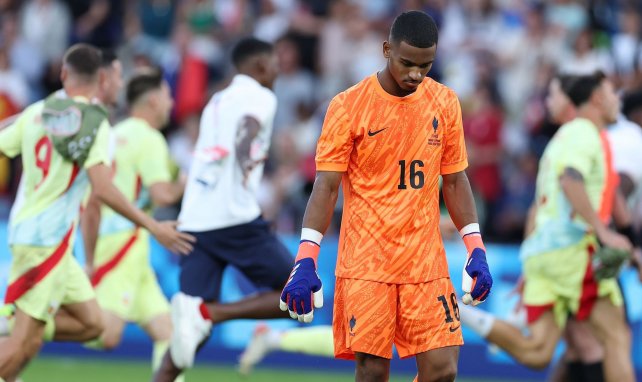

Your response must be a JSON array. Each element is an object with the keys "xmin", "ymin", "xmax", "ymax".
[
  {"xmin": 266, "ymin": 329, "xmax": 283, "ymax": 349},
  {"xmin": 459, "ymin": 303, "xmax": 495, "ymax": 338}
]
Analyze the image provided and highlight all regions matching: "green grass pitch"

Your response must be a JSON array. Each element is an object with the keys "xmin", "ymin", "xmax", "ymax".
[{"xmin": 21, "ymin": 356, "xmax": 510, "ymax": 382}]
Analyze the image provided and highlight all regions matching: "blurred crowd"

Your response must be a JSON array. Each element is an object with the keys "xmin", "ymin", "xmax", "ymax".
[{"xmin": 1, "ymin": 0, "xmax": 642, "ymax": 241}]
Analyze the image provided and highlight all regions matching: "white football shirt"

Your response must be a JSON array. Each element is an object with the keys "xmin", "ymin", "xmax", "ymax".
[{"xmin": 178, "ymin": 74, "xmax": 277, "ymax": 231}]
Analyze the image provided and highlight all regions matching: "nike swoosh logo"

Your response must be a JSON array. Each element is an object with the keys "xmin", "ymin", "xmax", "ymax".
[
  {"xmin": 368, "ymin": 127, "xmax": 389, "ymax": 136},
  {"xmin": 449, "ymin": 324, "xmax": 461, "ymax": 332}
]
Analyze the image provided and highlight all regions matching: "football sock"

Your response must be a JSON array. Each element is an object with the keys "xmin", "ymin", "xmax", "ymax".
[
  {"xmin": 153, "ymin": 341, "xmax": 184, "ymax": 382},
  {"xmin": 280, "ymin": 326, "xmax": 335, "ymax": 357},
  {"xmin": 458, "ymin": 303, "xmax": 495, "ymax": 338},
  {"xmin": 199, "ymin": 303, "xmax": 211, "ymax": 321},
  {"xmin": 581, "ymin": 362, "xmax": 604, "ymax": 382},
  {"xmin": 566, "ymin": 361, "xmax": 584, "ymax": 382}
]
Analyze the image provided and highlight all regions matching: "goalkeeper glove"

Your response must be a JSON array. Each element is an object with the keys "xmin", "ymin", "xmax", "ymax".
[
  {"xmin": 279, "ymin": 233, "xmax": 324, "ymax": 323},
  {"xmin": 461, "ymin": 223, "xmax": 493, "ymax": 306}
]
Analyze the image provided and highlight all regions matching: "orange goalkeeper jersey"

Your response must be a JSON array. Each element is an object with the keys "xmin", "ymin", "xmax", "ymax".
[{"xmin": 316, "ymin": 74, "xmax": 468, "ymax": 284}]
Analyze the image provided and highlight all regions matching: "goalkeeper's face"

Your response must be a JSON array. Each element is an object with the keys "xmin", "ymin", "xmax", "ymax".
[{"xmin": 384, "ymin": 40, "xmax": 436, "ymax": 94}]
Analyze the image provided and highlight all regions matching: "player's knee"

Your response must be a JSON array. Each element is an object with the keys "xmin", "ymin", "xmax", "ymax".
[
  {"xmin": 420, "ymin": 365, "xmax": 457, "ymax": 382},
  {"xmin": 83, "ymin": 312, "xmax": 105, "ymax": 341},
  {"xmin": 21, "ymin": 335, "xmax": 43, "ymax": 358},
  {"xmin": 101, "ymin": 332, "xmax": 121, "ymax": 350},
  {"xmin": 518, "ymin": 354, "xmax": 550, "ymax": 370},
  {"xmin": 356, "ymin": 355, "xmax": 389, "ymax": 381}
]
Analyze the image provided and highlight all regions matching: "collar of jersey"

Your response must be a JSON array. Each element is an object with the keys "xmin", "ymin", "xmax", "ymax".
[
  {"xmin": 370, "ymin": 74, "xmax": 426, "ymax": 103},
  {"xmin": 232, "ymin": 74, "xmax": 263, "ymax": 88}
]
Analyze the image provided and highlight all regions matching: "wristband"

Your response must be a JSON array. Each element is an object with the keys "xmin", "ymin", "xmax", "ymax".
[
  {"xmin": 296, "ymin": 228, "xmax": 323, "ymax": 267},
  {"xmin": 460, "ymin": 223, "xmax": 486, "ymax": 255}
]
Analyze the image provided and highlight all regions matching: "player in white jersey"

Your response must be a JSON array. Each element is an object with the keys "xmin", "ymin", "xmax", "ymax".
[
  {"xmin": 0, "ymin": 44, "xmax": 194, "ymax": 381},
  {"xmin": 153, "ymin": 38, "xmax": 294, "ymax": 381}
]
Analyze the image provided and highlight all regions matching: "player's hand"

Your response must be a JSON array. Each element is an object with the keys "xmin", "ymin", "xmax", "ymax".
[
  {"xmin": 596, "ymin": 228, "xmax": 632, "ymax": 253},
  {"xmin": 150, "ymin": 221, "xmax": 196, "ymax": 255},
  {"xmin": 462, "ymin": 248, "xmax": 493, "ymax": 306},
  {"xmin": 279, "ymin": 257, "xmax": 323, "ymax": 323}
]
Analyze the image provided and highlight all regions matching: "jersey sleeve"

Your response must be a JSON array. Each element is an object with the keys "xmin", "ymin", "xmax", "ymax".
[
  {"xmin": 315, "ymin": 96, "xmax": 353, "ymax": 172},
  {"xmin": 553, "ymin": 124, "xmax": 598, "ymax": 178},
  {"xmin": 440, "ymin": 90, "xmax": 468, "ymax": 175},
  {"xmin": 83, "ymin": 120, "xmax": 111, "ymax": 169},
  {"xmin": 0, "ymin": 115, "xmax": 25, "ymax": 158},
  {"xmin": 137, "ymin": 130, "xmax": 172, "ymax": 187}
]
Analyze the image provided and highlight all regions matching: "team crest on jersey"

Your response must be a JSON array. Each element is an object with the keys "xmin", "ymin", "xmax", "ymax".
[
  {"xmin": 349, "ymin": 315, "xmax": 356, "ymax": 336},
  {"xmin": 428, "ymin": 116, "xmax": 441, "ymax": 146},
  {"xmin": 42, "ymin": 106, "xmax": 82, "ymax": 137}
]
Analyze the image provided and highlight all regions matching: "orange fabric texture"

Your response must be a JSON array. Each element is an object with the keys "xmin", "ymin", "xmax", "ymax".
[
  {"xmin": 598, "ymin": 130, "xmax": 619, "ymax": 224},
  {"xmin": 316, "ymin": 74, "xmax": 468, "ymax": 283},
  {"xmin": 332, "ymin": 276, "xmax": 464, "ymax": 360}
]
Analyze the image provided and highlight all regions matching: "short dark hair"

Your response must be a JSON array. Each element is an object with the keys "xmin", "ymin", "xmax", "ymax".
[
  {"xmin": 231, "ymin": 37, "xmax": 273, "ymax": 69},
  {"xmin": 390, "ymin": 11, "xmax": 438, "ymax": 48},
  {"xmin": 126, "ymin": 67, "xmax": 164, "ymax": 106},
  {"xmin": 63, "ymin": 43, "xmax": 102, "ymax": 79},
  {"xmin": 100, "ymin": 49, "xmax": 118, "ymax": 68},
  {"xmin": 560, "ymin": 71, "xmax": 606, "ymax": 107}
]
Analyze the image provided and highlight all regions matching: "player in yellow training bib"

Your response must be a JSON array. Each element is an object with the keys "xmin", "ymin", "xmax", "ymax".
[{"xmin": 83, "ymin": 68, "xmax": 186, "ymax": 380}]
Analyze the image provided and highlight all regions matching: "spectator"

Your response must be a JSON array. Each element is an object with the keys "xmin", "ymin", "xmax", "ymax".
[
  {"xmin": 20, "ymin": 0, "xmax": 71, "ymax": 65},
  {"xmin": 273, "ymin": 33, "xmax": 316, "ymax": 130}
]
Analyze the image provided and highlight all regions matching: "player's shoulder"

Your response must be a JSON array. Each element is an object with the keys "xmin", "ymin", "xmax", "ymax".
[
  {"xmin": 328, "ymin": 76, "xmax": 375, "ymax": 114},
  {"xmin": 422, "ymin": 77, "xmax": 458, "ymax": 106}
]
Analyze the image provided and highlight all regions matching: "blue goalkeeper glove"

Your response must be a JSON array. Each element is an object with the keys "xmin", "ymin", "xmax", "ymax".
[
  {"xmin": 279, "ymin": 242, "xmax": 324, "ymax": 323},
  {"xmin": 461, "ymin": 225, "xmax": 493, "ymax": 305}
]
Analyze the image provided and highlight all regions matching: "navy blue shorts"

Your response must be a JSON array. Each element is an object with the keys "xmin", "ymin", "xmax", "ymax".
[{"xmin": 179, "ymin": 217, "xmax": 293, "ymax": 301}]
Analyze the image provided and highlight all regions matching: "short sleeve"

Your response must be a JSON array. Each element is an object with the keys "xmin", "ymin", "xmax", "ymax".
[
  {"xmin": 315, "ymin": 96, "xmax": 353, "ymax": 172},
  {"xmin": 440, "ymin": 91, "xmax": 468, "ymax": 175},
  {"xmin": 84, "ymin": 120, "xmax": 111, "ymax": 169},
  {"xmin": 137, "ymin": 130, "xmax": 172, "ymax": 187},
  {"xmin": 553, "ymin": 123, "xmax": 599, "ymax": 178},
  {"xmin": 0, "ymin": 115, "xmax": 25, "ymax": 158}
]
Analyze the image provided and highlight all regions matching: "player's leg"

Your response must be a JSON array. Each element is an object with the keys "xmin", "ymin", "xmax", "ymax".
[
  {"xmin": 415, "ymin": 347, "xmax": 459, "ymax": 382},
  {"xmin": 154, "ymin": 231, "xmax": 223, "ymax": 381},
  {"xmin": 0, "ymin": 308, "xmax": 45, "ymax": 380},
  {"xmin": 52, "ymin": 257, "xmax": 104, "ymax": 341},
  {"xmin": 238, "ymin": 324, "xmax": 335, "ymax": 375},
  {"xmin": 588, "ymin": 296, "xmax": 634, "ymax": 382},
  {"xmin": 133, "ymin": 266, "xmax": 185, "ymax": 382},
  {"xmin": 397, "ymin": 279, "xmax": 462, "ymax": 382},
  {"xmin": 355, "ymin": 353, "xmax": 391, "ymax": 382},
  {"xmin": 333, "ymin": 277, "xmax": 397, "ymax": 382},
  {"xmin": 549, "ymin": 319, "xmax": 604, "ymax": 382},
  {"xmin": 460, "ymin": 304, "xmax": 562, "ymax": 369},
  {"xmin": 0, "ymin": 244, "xmax": 70, "ymax": 379},
  {"xmin": 201, "ymin": 218, "xmax": 293, "ymax": 322}
]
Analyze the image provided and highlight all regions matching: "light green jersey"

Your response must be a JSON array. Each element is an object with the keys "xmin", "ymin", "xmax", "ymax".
[
  {"xmin": 0, "ymin": 97, "xmax": 110, "ymax": 246},
  {"xmin": 521, "ymin": 118, "xmax": 617, "ymax": 259},
  {"xmin": 99, "ymin": 117, "xmax": 171, "ymax": 235}
]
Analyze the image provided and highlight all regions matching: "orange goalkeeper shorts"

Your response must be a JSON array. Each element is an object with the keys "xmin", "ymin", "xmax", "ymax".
[{"xmin": 333, "ymin": 276, "xmax": 464, "ymax": 360}]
